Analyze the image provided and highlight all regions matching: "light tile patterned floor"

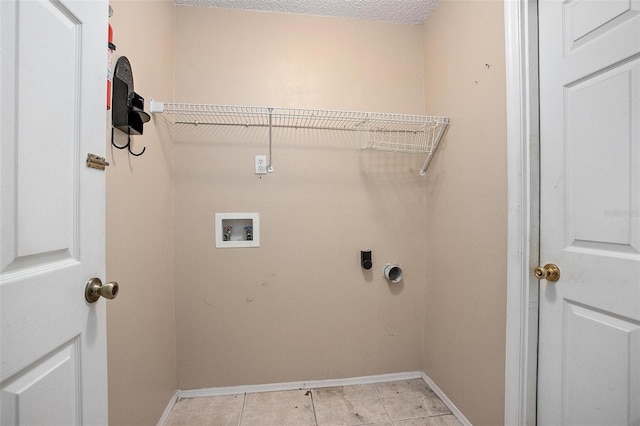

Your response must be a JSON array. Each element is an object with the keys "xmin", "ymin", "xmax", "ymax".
[{"xmin": 165, "ymin": 379, "xmax": 462, "ymax": 426}]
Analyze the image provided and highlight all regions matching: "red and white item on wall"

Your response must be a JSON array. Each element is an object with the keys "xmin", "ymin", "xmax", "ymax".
[{"xmin": 107, "ymin": 6, "xmax": 115, "ymax": 110}]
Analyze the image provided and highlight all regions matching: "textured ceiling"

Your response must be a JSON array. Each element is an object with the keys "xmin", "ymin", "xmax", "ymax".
[{"xmin": 173, "ymin": 0, "xmax": 440, "ymax": 25}]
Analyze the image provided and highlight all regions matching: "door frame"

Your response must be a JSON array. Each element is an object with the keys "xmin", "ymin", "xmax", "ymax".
[{"xmin": 504, "ymin": 1, "xmax": 540, "ymax": 425}]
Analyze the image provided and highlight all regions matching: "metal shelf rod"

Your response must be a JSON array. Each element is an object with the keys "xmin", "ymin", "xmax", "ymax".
[{"xmin": 173, "ymin": 120, "xmax": 425, "ymax": 134}]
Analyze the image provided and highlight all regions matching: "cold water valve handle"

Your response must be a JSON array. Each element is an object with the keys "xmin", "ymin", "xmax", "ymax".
[{"xmin": 244, "ymin": 226, "xmax": 253, "ymax": 241}]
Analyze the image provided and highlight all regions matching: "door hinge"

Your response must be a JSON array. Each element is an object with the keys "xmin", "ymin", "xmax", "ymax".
[{"xmin": 87, "ymin": 153, "xmax": 109, "ymax": 170}]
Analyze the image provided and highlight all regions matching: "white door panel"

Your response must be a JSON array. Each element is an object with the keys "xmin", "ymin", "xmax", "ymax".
[
  {"xmin": 562, "ymin": 303, "xmax": 640, "ymax": 426},
  {"xmin": 0, "ymin": 0, "xmax": 109, "ymax": 424},
  {"xmin": 562, "ymin": 0, "xmax": 640, "ymax": 78},
  {"xmin": 565, "ymin": 0, "xmax": 640, "ymax": 54},
  {"xmin": 1, "ymin": 339, "xmax": 81, "ymax": 425},
  {"xmin": 539, "ymin": 0, "xmax": 640, "ymax": 424},
  {"xmin": 15, "ymin": 0, "xmax": 78, "ymax": 259},
  {"xmin": 566, "ymin": 59, "xmax": 639, "ymax": 251}
]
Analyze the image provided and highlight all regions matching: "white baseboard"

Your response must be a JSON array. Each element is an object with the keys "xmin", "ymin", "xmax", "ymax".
[
  {"xmin": 421, "ymin": 372, "xmax": 472, "ymax": 426},
  {"xmin": 178, "ymin": 371, "xmax": 424, "ymax": 399},
  {"xmin": 174, "ymin": 371, "xmax": 469, "ymax": 425},
  {"xmin": 156, "ymin": 390, "xmax": 178, "ymax": 426}
]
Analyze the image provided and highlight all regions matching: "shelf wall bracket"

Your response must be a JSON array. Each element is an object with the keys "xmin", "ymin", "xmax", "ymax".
[{"xmin": 420, "ymin": 121, "xmax": 449, "ymax": 176}]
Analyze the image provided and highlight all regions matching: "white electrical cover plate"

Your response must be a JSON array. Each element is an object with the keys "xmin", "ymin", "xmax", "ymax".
[{"xmin": 255, "ymin": 155, "xmax": 267, "ymax": 175}]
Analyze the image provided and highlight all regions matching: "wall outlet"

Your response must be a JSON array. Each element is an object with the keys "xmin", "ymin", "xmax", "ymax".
[{"xmin": 255, "ymin": 155, "xmax": 267, "ymax": 175}]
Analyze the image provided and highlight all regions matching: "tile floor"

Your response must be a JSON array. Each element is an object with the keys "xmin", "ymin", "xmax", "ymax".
[{"xmin": 165, "ymin": 379, "xmax": 462, "ymax": 426}]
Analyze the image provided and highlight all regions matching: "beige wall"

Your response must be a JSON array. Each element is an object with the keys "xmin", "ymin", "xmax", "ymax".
[
  {"xmin": 106, "ymin": 1, "xmax": 177, "ymax": 425},
  {"xmin": 104, "ymin": 2, "xmax": 510, "ymax": 423},
  {"xmin": 174, "ymin": 7, "xmax": 425, "ymax": 113},
  {"xmin": 173, "ymin": 7, "xmax": 429, "ymax": 390},
  {"xmin": 422, "ymin": 1, "xmax": 508, "ymax": 425}
]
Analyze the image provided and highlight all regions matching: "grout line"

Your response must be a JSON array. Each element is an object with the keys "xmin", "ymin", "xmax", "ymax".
[
  {"xmin": 372, "ymin": 382, "xmax": 396, "ymax": 426},
  {"xmin": 237, "ymin": 393, "xmax": 246, "ymax": 426},
  {"xmin": 308, "ymin": 388, "xmax": 319, "ymax": 426}
]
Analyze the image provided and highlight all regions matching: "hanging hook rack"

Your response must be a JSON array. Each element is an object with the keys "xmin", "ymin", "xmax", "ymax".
[{"xmin": 111, "ymin": 56, "xmax": 150, "ymax": 157}]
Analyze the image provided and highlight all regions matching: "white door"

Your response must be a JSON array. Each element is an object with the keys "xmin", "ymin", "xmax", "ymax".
[
  {"xmin": 0, "ymin": 0, "xmax": 109, "ymax": 424},
  {"xmin": 538, "ymin": 0, "xmax": 640, "ymax": 424}
]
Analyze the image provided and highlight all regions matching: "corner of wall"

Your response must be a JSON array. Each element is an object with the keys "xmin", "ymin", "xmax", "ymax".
[
  {"xmin": 106, "ymin": 1, "xmax": 177, "ymax": 424},
  {"xmin": 421, "ymin": 1, "xmax": 508, "ymax": 424}
]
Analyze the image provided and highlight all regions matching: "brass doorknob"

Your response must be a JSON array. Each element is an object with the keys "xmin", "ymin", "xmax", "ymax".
[
  {"xmin": 534, "ymin": 263, "xmax": 560, "ymax": 282},
  {"xmin": 85, "ymin": 277, "xmax": 119, "ymax": 303}
]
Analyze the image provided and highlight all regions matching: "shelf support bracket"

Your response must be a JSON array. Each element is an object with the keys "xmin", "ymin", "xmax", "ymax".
[
  {"xmin": 420, "ymin": 122, "xmax": 449, "ymax": 176},
  {"xmin": 267, "ymin": 107, "xmax": 274, "ymax": 173}
]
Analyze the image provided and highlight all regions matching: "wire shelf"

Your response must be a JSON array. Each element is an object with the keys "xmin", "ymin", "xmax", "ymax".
[{"xmin": 150, "ymin": 101, "xmax": 449, "ymax": 175}]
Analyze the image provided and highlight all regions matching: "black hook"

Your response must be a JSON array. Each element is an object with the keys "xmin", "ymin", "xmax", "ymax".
[
  {"xmin": 111, "ymin": 127, "xmax": 146, "ymax": 157},
  {"xmin": 129, "ymin": 144, "xmax": 146, "ymax": 156},
  {"xmin": 126, "ymin": 127, "xmax": 146, "ymax": 156},
  {"xmin": 111, "ymin": 127, "xmax": 129, "ymax": 150}
]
